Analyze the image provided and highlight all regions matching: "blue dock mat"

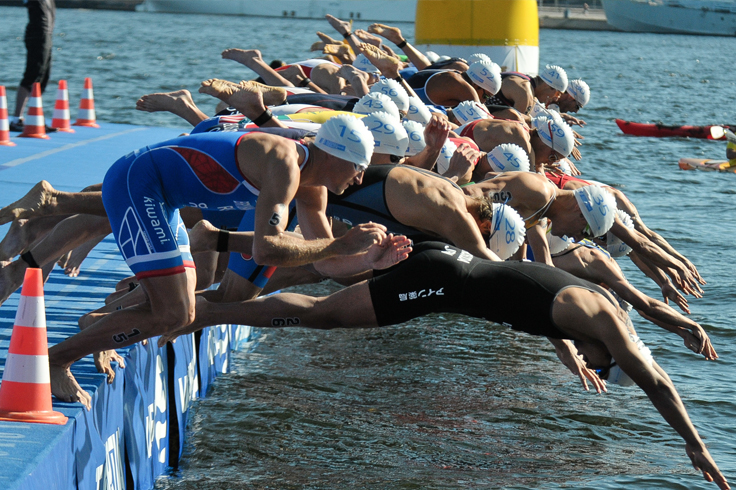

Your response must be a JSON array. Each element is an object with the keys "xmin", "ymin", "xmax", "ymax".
[{"xmin": 0, "ymin": 123, "xmax": 252, "ymax": 490}]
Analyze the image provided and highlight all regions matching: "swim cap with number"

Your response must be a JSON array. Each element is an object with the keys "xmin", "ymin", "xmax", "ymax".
[
  {"xmin": 573, "ymin": 184, "xmax": 617, "ymax": 238},
  {"xmin": 453, "ymin": 100, "xmax": 491, "ymax": 125},
  {"xmin": 314, "ymin": 114, "xmax": 374, "ymax": 170},
  {"xmin": 405, "ymin": 96, "xmax": 433, "ymax": 125},
  {"xmin": 353, "ymin": 93, "xmax": 401, "ymax": 120},
  {"xmin": 402, "ymin": 120, "xmax": 426, "ymax": 156},
  {"xmin": 435, "ymin": 138, "xmax": 457, "ymax": 174},
  {"xmin": 489, "ymin": 203, "xmax": 526, "ymax": 260},
  {"xmin": 370, "ymin": 78, "xmax": 410, "ymax": 112},
  {"xmin": 487, "ymin": 143, "xmax": 531, "ymax": 173},
  {"xmin": 547, "ymin": 232, "xmax": 574, "ymax": 255},
  {"xmin": 353, "ymin": 53, "xmax": 381, "ymax": 74},
  {"xmin": 607, "ymin": 209, "xmax": 633, "ymax": 257},
  {"xmin": 466, "ymin": 60, "xmax": 502, "ymax": 95},
  {"xmin": 361, "ymin": 111, "xmax": 409, "ymax": 156},
  {"xmin": 567, "ymin": 79, "xmax": 590, "ymax": 108},
  {"xmin": 539, "ymin": 64, "xmax": 569, "ymax": 93},
  {"xmin": 533, "ymin": 115, "xmax": 575, "ymax": 158}
]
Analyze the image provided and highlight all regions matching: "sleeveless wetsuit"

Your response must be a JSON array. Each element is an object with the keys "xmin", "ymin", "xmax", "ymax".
[
  {"xmin": 407, "ymin": 69, "xmax": 448, "ymax": 106},
  {"xmin": 369, "ymin": 241, "xmax": 612, "ymax": 335},
  {"xmin": 485, "ymin": 72, "xmax": 536, "ymax": 108},
  {"xmin": 102, "ymin": 131, "xmax": 304, "ymax": 285},
  {"xmin": 274, "ymin": 59, "xmax": 339, "ymax": 78},
  {"xmin": 285, "ymin": 93, "xmax": 358, "ymax": 111},
  {"xmin": 326, "ymin": 165, "xmax": 460, "ymax": 242}
]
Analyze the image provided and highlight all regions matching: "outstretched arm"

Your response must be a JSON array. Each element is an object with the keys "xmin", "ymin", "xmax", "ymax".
[{"xmin": 367, "ymin": 23, "xmax": 432, "ymax": 70}]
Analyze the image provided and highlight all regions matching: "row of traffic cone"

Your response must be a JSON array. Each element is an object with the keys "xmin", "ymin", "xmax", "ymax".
[
  {"xmin": 0, "ymin": 78, "xmax": 98, "ymax": 145},
  {"xmin": 0, "ymin": 268, "xmax": 67, "ymax": 425}
]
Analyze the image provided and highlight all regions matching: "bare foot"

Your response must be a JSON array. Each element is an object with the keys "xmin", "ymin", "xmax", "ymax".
[
  {"xmin": 354, "ymin": 29, "xmax": 383, "ymax": 47},
  {"xmin": 360, "ymin": 43, "xmax": 402, "ymax": 78},
  {"xmin": 64, "ymin": 235, "xmax": 104, "ymax": 277},
  {"xmin": 199, "ymin": 79, "xmax": 286, "ymax": 111},
  {"xmin": 188, "ymin": 219, "xmax": 219, "ymax": 254},
  {"xmin": 325, "ymin": 14, "xmax": 352, "ymax": 37},
  {"xmin": 0, "ymin": 219, "xmax": 30, "ymax": 261},
  {"xmin": 49, "ymin": 364, "xmax": 92, "ymax": 410},
  {"xmin": 221, "ymin": 48, "xmax": 263, "ymax": 69},
  {"xmin": 0, "ymin": 181, "xmax": 59, "ymax": 226},
  {"xmin": 322, "ymin": 44, "xmax": 354, "ymax": 64},
  {"xmin": 57, "ymin": 251, "xmax": 71, "ymax": 269},
  {"xmin": 136, "ymin": 89, "xmax": 207, "ymax": 127},
  {"xmin": 337, "ymin": 65, "xmax": 371, "ymax": 96},
  {"xmin": 316, "ymin": 31, "xmax": 341, "ymax": 45},
  {"xmin": 367, "ymin": 23, "xmax": 405, "ymax": 45},
  {"xmin": 0, "ymin": 261, "xmax": 24, "ymax": 306},
  {"xmin": 310, "ymin": 41, "xmax": 328, "ymax": 52},
  {"xmin": 94, "ymin": 350, "xmax": 125, "ymax": 383}
]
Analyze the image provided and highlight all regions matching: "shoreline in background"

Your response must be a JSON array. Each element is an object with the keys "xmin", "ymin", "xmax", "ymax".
[{"xmin": 0, "ymin": 1, "xmax": 614, "ymax": 31}]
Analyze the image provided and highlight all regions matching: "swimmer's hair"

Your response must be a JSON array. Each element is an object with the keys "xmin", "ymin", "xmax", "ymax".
[
  {"xmin": 269, "ymin": 59, "xmax": 286, "ymax": 68},
  {"xmin": 474, "ymin": 196, "xmax": 494, "ymax": 224}
]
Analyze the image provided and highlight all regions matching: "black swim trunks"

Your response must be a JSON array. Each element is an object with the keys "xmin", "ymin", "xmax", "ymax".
[{"xmin": 368, "ymin": 242, "xmax": 611, "ymax": 338}]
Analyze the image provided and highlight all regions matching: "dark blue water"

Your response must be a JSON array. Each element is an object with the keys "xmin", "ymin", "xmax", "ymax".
[{"xmin": 1, "ymin": 7, "xmax": 735, "ymax": 489}]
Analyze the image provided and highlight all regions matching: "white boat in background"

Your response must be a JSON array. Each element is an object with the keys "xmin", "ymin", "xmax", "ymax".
[
  {"xmin": 135, "ymin": 0, "xmax": 418, "ymax": 22},
  {"xmin": 602, "ymin": 0, "xmax": 736, "ymax": 35}
]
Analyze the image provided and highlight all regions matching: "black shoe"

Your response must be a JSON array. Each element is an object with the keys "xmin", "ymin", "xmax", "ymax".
[
  {"xmin": 45, "ymin": 125, "xmax": 58, "ymax": 133},
  {"xmin": 8, "ymin": 120, "xmax": 23, "ymax": 132}
]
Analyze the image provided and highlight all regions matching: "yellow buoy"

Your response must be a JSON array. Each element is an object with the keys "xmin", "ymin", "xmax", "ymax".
[{"xmin": 415, "ymin": 0, "xmax": 539, "ymax": 75}]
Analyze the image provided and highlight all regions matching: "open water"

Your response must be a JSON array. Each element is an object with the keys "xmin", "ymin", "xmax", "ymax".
[{"xmin": 1, "ymin": 7, "xmax": 735, "ymax": 489}]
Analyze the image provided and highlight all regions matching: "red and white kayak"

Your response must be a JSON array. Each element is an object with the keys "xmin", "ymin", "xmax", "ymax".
[
  {"xmin": 678, "ymin": 158, "xmax": 736, "ymax": 173},
  {"xmin": 616, "ymin": 119, "xmax": 731, "ymax": 140}
]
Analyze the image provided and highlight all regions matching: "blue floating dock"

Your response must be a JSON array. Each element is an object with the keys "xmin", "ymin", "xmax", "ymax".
[{"xmin": 0, "ymin": 123, "xmax": 253, "ymax": 490}]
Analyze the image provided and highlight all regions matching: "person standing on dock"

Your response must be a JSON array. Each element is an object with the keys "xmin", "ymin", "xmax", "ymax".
[{"xmin": 9, "ymin": 0, "xmax": 57, "ymax": 133}]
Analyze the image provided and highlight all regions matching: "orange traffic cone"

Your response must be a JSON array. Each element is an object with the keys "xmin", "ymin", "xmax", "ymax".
[
  {"xmin": 0, "ymin": 268, "xmax": 67, "ymax": 425},
  {"xmin": 73, "ymin": 78, "xmax": 99, "ymax": 128},
  {"xmin": 51, "ymin": 80, "xmax": 74, "ymax": 133},
  {"xmin": 19, "ymin": 82, "xmax": 49, "ymax": 139},
  {"xmin": 0, "ymin": 86, "xmax": 16, "ymax": 147}
]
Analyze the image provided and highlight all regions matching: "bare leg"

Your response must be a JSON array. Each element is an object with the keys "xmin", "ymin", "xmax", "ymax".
[
  {"xmin": 135, "ymin": 89, "xmax": 208, "ymax": 127},
  {"xmin": 276, "ymin": 65, "xmax": 327, "ymax": 94},
  {"xmin": 337, "ymin": 64, "xmax": 371, "ymax": 97},
  {"xmin": 221, "ymin": 48, "xmax": 294, "ymax": 87},
  {"xmin": 0, "ymin": 215, "xmax": 66, "ymax": 261},
  {"xmin": 0, "ymin": 181, "xmax": 106, "ymax": 225},
  {"xmin": 309, "ymin": 62, "xmax": 345, "ymax": 94},
  {"xmin": 199, "ymin": 79, "xmax": 287, "ymax": 127},
  {"xmin": 0, "ymin": 215, "xmax": 111, "ymax": 305},
  {"xmin": 49, "ymin": 268, "xmax": 197, "ymax": 408}
]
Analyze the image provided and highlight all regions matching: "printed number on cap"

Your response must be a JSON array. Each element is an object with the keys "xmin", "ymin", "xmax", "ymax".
[
  {"xmin": 381, "ymin": 87, "xmax": 399, "ymax": 97},
  {"xmin": 504, "ymin": 151, "xmax": 521, "ymax": 168},
  {"xmin": 409, "ymin": 131, "xmax": 422, "ymax": 141},
  {"xmin": 339, "ymin": 124, "xmax": 363, "ymax": 143},
  {"xmin": 366, "ymin": 99, "xmax": 382, "ymax": 108},
  {"xmin": 505, "ymin": 217, "xmax": 516, "ymax": 244},
  {"xmin": 368, "ymin": 120, "xmax": 396, "ymax": 135},
  {"xmin": 409, "ymin": 105, "xmax": 418, "ymax": 114},
  {"xmin": 591, "ymin": 193, "xmax": 609, "ymax": 215}
]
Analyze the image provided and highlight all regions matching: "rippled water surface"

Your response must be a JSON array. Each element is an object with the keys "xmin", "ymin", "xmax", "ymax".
[{"xmin": 1, "ymin": 7, "xmax": 735, "ymax": 488}]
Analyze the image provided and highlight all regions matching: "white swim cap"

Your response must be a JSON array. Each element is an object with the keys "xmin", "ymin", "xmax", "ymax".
[
  {"xmin": 529, "ymin": 101, "xmax": 552, "ymax": 119},
  {"xmin": 567, "ymin": 79, "xmax": 590, "ymax": 108},
  {"xmin": 425, "ymin": 51, "xmax": 440, "ymax": 63},
  {"xmin": 405, "ymin": 96, "xmax": 433, "ymax": 125},
  {"xmin": 468, "ymin": 53, "xmax": 492, "ymax": 64},
  {"xmin": 452, "ymin": 100, "xmax": 491, "ymax": 125},
  {"xmin": 547, "ymin": 233, "xmax": 573, "ymax": 255},
  {"xmin": 437, "ymin": 55, "xmax": 451, "ymax": 62},
  {"xmin": 607, "ymin": 209, "xmax": 634, "ymax": 257},
  {"xmin": 314, "ymin": 114, "xmax": 374, "ymax": 170},
  {"xmin": 370, "ymin": 78, "xmax": 410, "ymax": 112},
  {"xmin": 353, "ymin": 53, "xmax": 381, "ymax": 74},
  {"xmin": 489, "ymin": 203, "xmax": 526, "ymax": 260},
  {"xmin": 487, "ymin": 143, "xmax": 531, "ymax": 173},
  {"xmin": 466, "ymin": 60, "xmax": 502, "ymax": 95},
  {"xmin": 539, "ymin": 64, "xmax": 569, "ymax": 93},
  {"xmin": 435, "ymin": 138, "xmax": 457, "ymax": 174},
  {"xmin": 573, "ymin": 185, "xmax": 617, "ymax": 238},
  {"xmin": 361, "ymin": 111, "xmax": 409, "ymax": 156},
  {"xmin": 402, "ymin": 120, "xmax": 426, "ymax": 156},
  {"xmin": 533, "ymin": 115, "xmax": 575, "ymax": 158},
  {"xmin": 353, "ymin": 93, "xmax": 401, "ymax": 120},
  {"xmin": 557, "ymin": 158, "xmax": 573, "ymax": 176},
  {"xmin": 606, "ymin": 334, "xmax": 653, "ymax": 387}
]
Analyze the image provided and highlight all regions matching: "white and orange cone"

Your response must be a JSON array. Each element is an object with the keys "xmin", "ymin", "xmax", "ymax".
[
  {"xmin": 19, "ymin": 82, "xmax": 49, "ymax": 139},
  {"xmin": 0, "ymin": 268, "xmax": 67, "ymax": 425},
  {"xmin": 51, "ymin": 80, "xmax": 74, "ymax": 133},
  {"xmin": 73, "ymin": 77, "xmax": 99, "ymax": 128},
  {"xmin": 0, "ymin": 85, "xmax": 16, "ymax": 147}
]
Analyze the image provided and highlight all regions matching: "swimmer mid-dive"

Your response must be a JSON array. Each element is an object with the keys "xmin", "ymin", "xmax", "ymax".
[{"xmin": 184, "ymin": 241, "xmax": 729, "ymax": 490}]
